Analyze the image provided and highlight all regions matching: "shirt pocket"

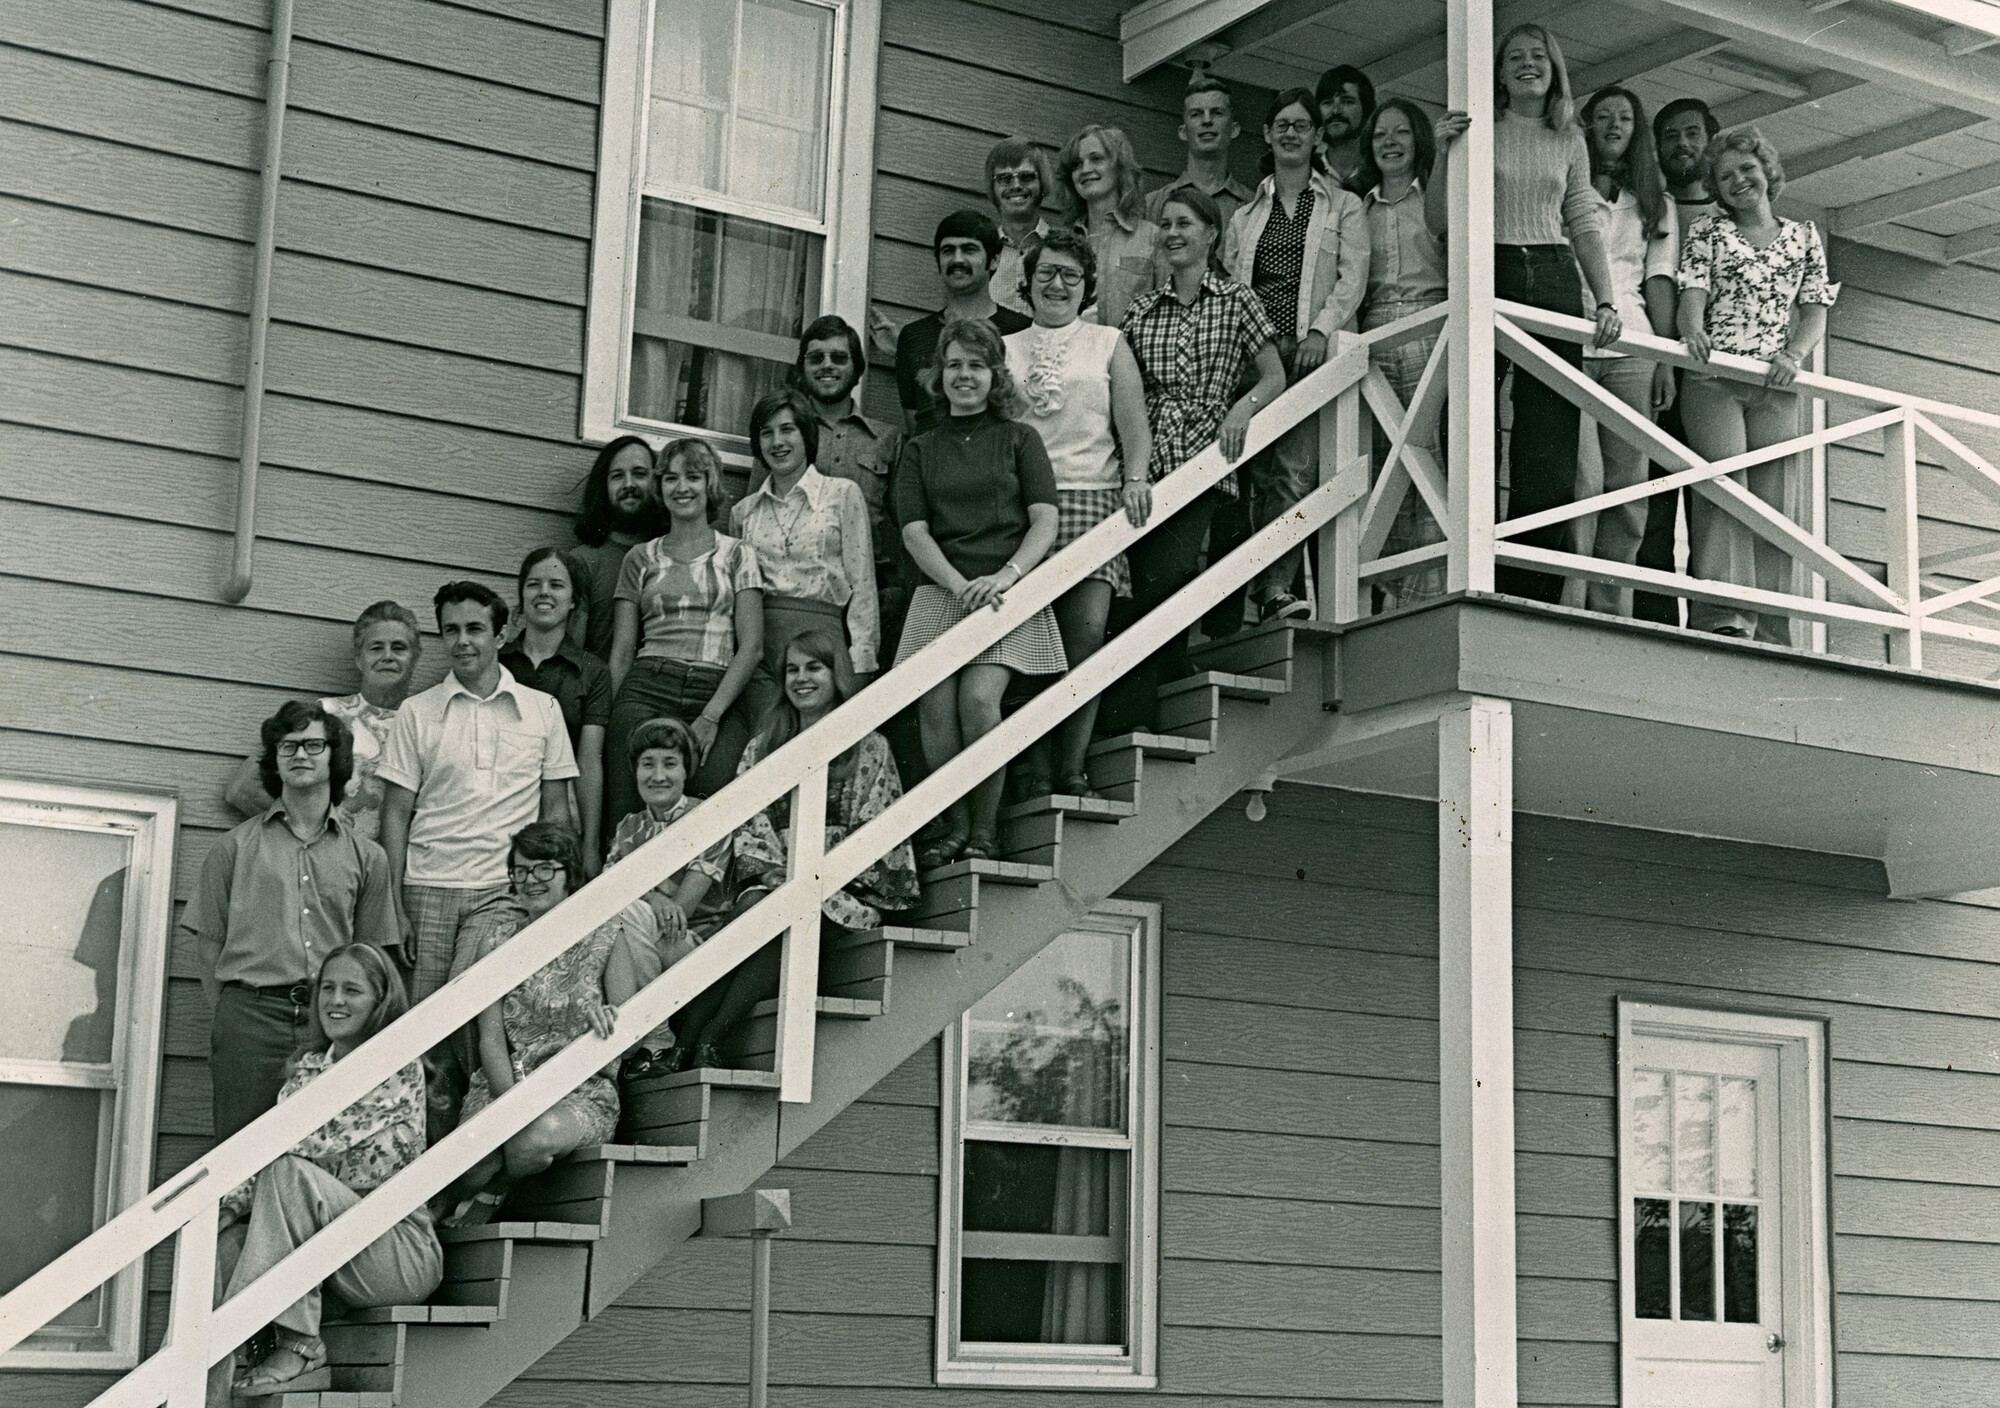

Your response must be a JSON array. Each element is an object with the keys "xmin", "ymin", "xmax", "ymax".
[{"xmin": 493, "ymin": 725, "xmax": 541, "ymax": 776}]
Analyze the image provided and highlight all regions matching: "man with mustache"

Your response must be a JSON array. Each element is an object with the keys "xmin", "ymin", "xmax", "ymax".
[
  {"xmin": 893, "ymin": 210, "xmax": 1032, "ymax": 438},
  {"xmin": 1315, "ymin": 64, "xmax": 1376, "ymax": 193},
  {"xmin": 1634, "ymin": 97, "xmax": 1723, "ymax": 626},
  {"xmin": 570, "ymin": 436, "xmax": 665, "ymax": 661}
]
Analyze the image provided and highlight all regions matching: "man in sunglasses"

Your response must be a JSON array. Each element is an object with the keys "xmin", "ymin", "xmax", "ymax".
[{"xmin": 182, "ymin": 700, "xmax": 401, "ymax": 1140}]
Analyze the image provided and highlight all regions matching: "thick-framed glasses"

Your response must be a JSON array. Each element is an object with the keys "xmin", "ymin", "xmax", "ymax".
[
  {"xmin": 510, "ymin": 860, "xmax": 566, "ymax": 883},
  {"xmin": 993, "ymin": 172, "xmax": 1039, "ymax": 189},
  {"xmin": 1270, "ymin": 118, "xmax": 1317, "ymax": 135},
  {"xmin": 276, "ymin": 738, "xmax": 329, "ymax": 757},
  {"xmin": 1033, "ymin": 266, "xmax": 1086, "ymax": 287}
]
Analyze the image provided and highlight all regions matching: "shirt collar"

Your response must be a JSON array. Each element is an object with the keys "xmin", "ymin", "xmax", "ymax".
[
  {"xmin": 1365, "ymin": 177, "xmax": 1424, "ymax": 207},
  {"xmin": 750, "ymin": 464, "xmax": 825, "ymax": 507},
  {"xmin": 1170, "ymin": 169, "xmax": 1252, "ymax": 202},
  {"xmin": 442, "ymin": 663, "xmax": 525, "ymax": 707},
  {"xmin": 262, "ymin": 799, "xmax": 341, "ymax": 838},
  {"xmin": 1000, "ymin": 217, "xmax": 1049, "ymax": 249},
  {"xmin": 818, "ymin": 403, "xmax": 886, "ymax": 440},
  {"xmin": 506, "ymin": 639, "xmax": 589, "ymax": 673}
]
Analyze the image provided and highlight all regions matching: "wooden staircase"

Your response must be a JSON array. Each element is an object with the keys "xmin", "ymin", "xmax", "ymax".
[{"xmin": 254, "ymin": 623, "xmax": 1331, "ymax": 1408}]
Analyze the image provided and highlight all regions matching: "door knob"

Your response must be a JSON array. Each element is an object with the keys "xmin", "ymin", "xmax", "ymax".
[{"xmin": 1766, "ymin": 1333, "xmax": 1784, "ymax": 1353}]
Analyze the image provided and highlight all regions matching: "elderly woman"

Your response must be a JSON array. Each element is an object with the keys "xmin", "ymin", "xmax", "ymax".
[
  {"xmin": 608, "ymin": 437, "xmax": 765, "ymax": 812},
  {"xmin": 1058, "ymin": 124, "xmax": 1162, "ymax": 331},
  {"xmin": 212, "ymin": 944, "xmax": 440, "ymax": 1397},
  {"xmin": 1678, "ymin": 128, "xmax": 1837, "ymax": 642},
  {"xmin": 1005, "ymin": 228, "xmax": 1152, "ymax": 796},
  {"xmin": 225, "ymin": 601, "xmax": 422, "ymax": 839}
]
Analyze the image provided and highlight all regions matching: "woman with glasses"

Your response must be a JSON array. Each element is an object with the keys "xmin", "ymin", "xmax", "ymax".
[
  {"xmin": 1004, "ymin": 229, "xmax": 1153, "ymax": 797},
  {"xmin": 438, "ymin": 822, "xmax": 633, "ymax": 1227}
]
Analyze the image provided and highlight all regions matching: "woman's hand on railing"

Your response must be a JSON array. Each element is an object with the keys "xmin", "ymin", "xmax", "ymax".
[
  {"xmin": 1294, "ymin": 331, "xmax": 1328, "ymax": 374},
  {"xmin": 1765, "ymin": 347, "xmax": 1801, "ymax": 390},
  {"xmin": 1122, "ymin": 478, "xmax": 1153, "ymax": 527},
  {"xmin": 1682, "ymin": 325, "xmax": 1713, "ymax": 365},
  {"xmin": 1651, "ymin": 361, "xmax": 1677, "ymax": 415},
  {"xmin": 1591, "ymin": 304, "xmax": 1622, "ymax": 350},
  {"xmin": 585, "ymin": 1002, "xmax": 618, "ymax": 1041}
]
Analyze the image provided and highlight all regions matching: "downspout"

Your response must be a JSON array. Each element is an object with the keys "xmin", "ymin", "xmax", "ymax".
[{"xmin": 222, "ymin": 0, "xmax": 295, "ymax": 604}]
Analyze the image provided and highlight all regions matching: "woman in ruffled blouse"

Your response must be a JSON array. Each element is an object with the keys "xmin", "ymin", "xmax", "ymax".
[
  {"xmin": 1677, "ymin": 128, "xmax": 1838, "ymax": 641},
  {"xmin": 1004, "ymin": 228, "xmax": 1152, "ymax": 796},
  {"xmin": 213, "ymin": 943, "xmax": 441, "ymax": 1398}
]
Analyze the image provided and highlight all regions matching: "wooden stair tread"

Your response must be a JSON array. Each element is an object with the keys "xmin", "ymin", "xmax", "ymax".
[
  {"xmin": 747, "ymin": 995, "xmax": 883, "ymax": 1020},
  {"xmin": 842, "ymin": 923, "xmax": 969, "ymax": 951},
  {"xmin": 1087, "ymin": 730, "xmax": 1213, "ymax": 759},
  {"xmin": 918, "ymin": 856, "xmax": 1056, "ymax": 885},
  {"xmin": 1158, "ymin": 669, "xmax": 1287, "ymax": 700},
  {"xmin": 244, "ymin": 1393, "xmax": 395, "ymax": 1408},
  {"xmin": 569, "ymin": 1142, "xmax": 699, "ymax": 1166},
  {"xmin": 630, "ymin": 1066, "xmax": 784, "ymax": 1093},
  {"xmin": 328, "ymin": 1304, "xmax": 500, "ymax": 1326},
  {"xmin": 1002, "ymin": 793, "xmax": 1137, "ymax": 823},
  {"xmin": 437, "ymin": 1220, "xmax": 602, "ymax": 1245}
]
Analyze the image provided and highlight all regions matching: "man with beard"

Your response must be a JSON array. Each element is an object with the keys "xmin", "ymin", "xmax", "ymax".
[
  {"xmin": 986, "ymin": 138, "xmax": 1055, "ymax": 316},
  {"xmin": 1145, "ymin": 71, "xmax": 1255, "ymax": 231},
  {"xmin": 569, "ymin": 436, "xmax": 663, "ymax": 661},
  {"xmin": 1314, "ymin": 64, "xmax": 1375, "ymax": 193},
  {"xmin": 1634, "ymin": 97, "xmax": 1723, "ymax": 626},
  {"xmin": 893, "ymin": 210, "xmax": 1032, "ymax": 438}
]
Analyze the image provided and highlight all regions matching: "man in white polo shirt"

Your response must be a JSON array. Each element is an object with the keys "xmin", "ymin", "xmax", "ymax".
[{"xmin": 378, "ymin": 579, "xmax": 578, "ymax": 1136}]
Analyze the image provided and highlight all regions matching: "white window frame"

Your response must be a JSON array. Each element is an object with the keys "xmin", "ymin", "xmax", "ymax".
[
  {"xmin": 935, "ymin": 900, "xmax": 1161, "ymax": 1390},
  {"xmin": 1616, "ymin": 1001, "xmax": 1834, "ymax": 1408},
  {"xmin": 582, "ymin": 0, "xmax": 881, "ymax": 461},
  {"xmin": 0, "ymin": 778, "xmax": 176, "ymax": 1372}
]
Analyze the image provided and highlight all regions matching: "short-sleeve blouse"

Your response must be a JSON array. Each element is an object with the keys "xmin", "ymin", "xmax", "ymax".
[
  {"xmin": 1677, "ymin": 214, "xmax": 1839, "ymax": 361},
  {"xmin": 893, "ymin": 412, "xmax": 1059, "ymax": 579},
  {"xmin": 1120, "ymin": 273, "xmax": 1278, "ymax": 495},
  {"xmin": 614, "ymin": 534, "xmax": 765, "ymax": 667}
]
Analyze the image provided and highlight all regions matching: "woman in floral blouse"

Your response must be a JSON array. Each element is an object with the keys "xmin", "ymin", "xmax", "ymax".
[
  {"xmin": 441, "ymin": 823, "xmax": 625, "ymax": 1228},
  {"xmin": 673, "ymin": 630, "xmax": 920, "ymax": 1065},
  {"xmin": 1677, "ymin": 128, "xmax": 1838, "ymax": 641},
  {"xmin": 213, "ymin": 943, "xmax": 441, "ymax": 1397}
]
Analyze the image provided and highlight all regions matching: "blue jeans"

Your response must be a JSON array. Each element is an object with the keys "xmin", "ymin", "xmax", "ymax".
[{"xmin": 1496, "ymin": 244, "xmax": 1584, "ymax": 603}]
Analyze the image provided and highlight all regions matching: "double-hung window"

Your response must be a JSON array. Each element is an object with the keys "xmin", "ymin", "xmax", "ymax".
[
  {"xmin": 0, "ymin": 780, "xmax": 175, "ymax": 1370},
  {"xmin": 937, "ymin": 902, "xmax": 1160, "ymax": 1388},
  {"xmin": 585, "ymin": 0, "xmax": 880, "ymax": 450}
]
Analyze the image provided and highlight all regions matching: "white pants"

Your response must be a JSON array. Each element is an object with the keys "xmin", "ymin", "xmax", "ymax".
[
  {"xmin": 1678, "ymin": 375, "xmax": 1802, "ymax": 641},
  {"xmin": 1576, "ymin": 355, "xmax": 1659, "ymax": 616}
]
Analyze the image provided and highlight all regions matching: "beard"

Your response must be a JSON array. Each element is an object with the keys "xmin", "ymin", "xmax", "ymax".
[
  {"xmin": 808, "ymin": 370, "xmax": 861, "ymax": 406},
  {"xmin": 1662, "ymin": 152, "xmax": 1704, "ymax": 186},
  {"xmin": 608, "ymin": 496, "xmax": 657, "ymax": 535}
]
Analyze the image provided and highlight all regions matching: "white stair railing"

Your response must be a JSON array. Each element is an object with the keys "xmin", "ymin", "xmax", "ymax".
[{"xmin": 0, "ymin": 306, "xmax": 1441, "ymax": 1408}]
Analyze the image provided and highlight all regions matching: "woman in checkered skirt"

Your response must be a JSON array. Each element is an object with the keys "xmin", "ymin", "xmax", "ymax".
[
  {"xmin": 1004, "ymin": 229, "xmax": 1153, "ymax": 798},
  {"xmin": 893, "ymin": 317, "xmax": 1066, "ymax": 866}
]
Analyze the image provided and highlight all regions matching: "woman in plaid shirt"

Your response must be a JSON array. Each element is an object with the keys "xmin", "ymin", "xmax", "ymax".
[{"xmin": 1105, "ymin": 186, "xmax": 1286, "ymax": 732}]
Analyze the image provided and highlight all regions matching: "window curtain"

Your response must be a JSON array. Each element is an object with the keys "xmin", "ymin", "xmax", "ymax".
[{"xmin": 1038, "ymin": 1007, "xmax": 1124, "ymax": 1345}]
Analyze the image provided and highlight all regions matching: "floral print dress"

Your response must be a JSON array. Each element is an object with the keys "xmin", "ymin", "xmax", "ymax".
[
  {"xmin": 732, "ymin": 731, "xmax": 921, "ymax": 931},
  {"xmin": 219, "ymin": 1052, "xmax": 427, "ymax": 1220},
  {"xmin": 460, "ymin": 910, "xmax": 621, "ymax": 1143},
  {"xmin": 1677, "ymin": 213, "xmax": 1839, "ymax": 360}
]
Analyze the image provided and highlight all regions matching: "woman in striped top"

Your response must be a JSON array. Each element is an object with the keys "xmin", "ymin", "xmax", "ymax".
[{"xmin": 1433, "ymin": 23, "xmax": 1623, "ymax": 604}]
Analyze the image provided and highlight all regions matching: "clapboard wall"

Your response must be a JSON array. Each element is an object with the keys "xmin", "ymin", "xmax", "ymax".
[
  {"xmin": 1822, "ymin": 237, "xmax": 2000, "ymax": 679},
  {"xmin": 488, "ymin": 787, "xmax": 2000, "ymax": 1405}
]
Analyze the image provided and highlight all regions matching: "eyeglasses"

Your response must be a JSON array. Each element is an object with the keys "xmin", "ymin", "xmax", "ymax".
[
  {"xmin": 276, "ymin": 739, "xmax": 329, "ymax": 757},
  {"xmin": 1033, "ymin": 266, "xmax": 1086, "ymax": 287},
  {"xmin": 994, "ymin": 172, "xmax": 1039, "ymax": 188},
  {"xmin": 1270, "ymin": 119, "xmax": 1317, "ymax": 135},
  {"xmin": 510, "ymin": 860, "xmax": 566, "ymax": 883}
]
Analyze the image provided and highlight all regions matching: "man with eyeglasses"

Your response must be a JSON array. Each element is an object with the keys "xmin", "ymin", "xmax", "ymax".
[
  {"xmin": 986, "ymin": 138, "xmax": 1055, "ymax": 316},
  {"xmin": 182, "ymin": 700, "xmax": 401, "ymax": 1141}
]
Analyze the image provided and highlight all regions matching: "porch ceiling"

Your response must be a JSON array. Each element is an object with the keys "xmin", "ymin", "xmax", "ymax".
[{"xmin": 1121, "ymin": 0, "xmax": 2000, "ymax": 269}]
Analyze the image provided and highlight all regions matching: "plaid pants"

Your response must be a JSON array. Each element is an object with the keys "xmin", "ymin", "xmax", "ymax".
[{"xmin": 402, "ymin": 882, "xmax": 515, "ymax": 1143}]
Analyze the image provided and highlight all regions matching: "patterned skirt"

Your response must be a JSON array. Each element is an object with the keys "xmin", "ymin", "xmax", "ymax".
[
  {"xmin": 893, "ymin": 583, "xmax": 1069, "ymax": 677},
  {"xmin": 462, "ymin": 1066, "xmax": 620, "ymax": 1147},
  {"xmin": 1055, "ymin": 487, "xmax": 1132, "ymax": 597}
]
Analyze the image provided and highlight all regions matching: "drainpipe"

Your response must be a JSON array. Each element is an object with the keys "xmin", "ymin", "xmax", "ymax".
[{"xmin": 222, "ymin": 0, "xmax": 295, "ymax": 604}]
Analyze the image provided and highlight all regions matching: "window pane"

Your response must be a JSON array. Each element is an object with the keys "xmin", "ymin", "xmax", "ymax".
[
  {"xmin": 0, "ymin": 821, "xmax": 129, "ymax": 1064},
  {"xmin": 961, "ymin": 1258, "xmax": 1126, "ymax": 1346},
  {"xmin": 1674, "ymin": 1072, "xmax": 1716, "ymax": 1195},
  {"xmin": 967, "ymin": 928, "xmax": 1129, "ymax": 1129},
  {"xmin": 629, "ymin": 198, "xmax": 822, "ymax": 433},
  {"xmin": 1630, "ymin": 1069, "xmax": 1669, "ymax": 1190},
  {"xmin": 1718, "ymin": 1076, "xmax": 1756, "ymax": 1198},
  {"xmin": 1679, "ymin": 1200, "xmax": 1716, "ymax": 1321},
  {"xmin": 1724, "ymin": 1203, "xmax": 1759, "ymax": 1323},
  {"xmin": 964, "ymin": 1142, "xmax": 1120, "ymax": 1236},
  {"xmin": 647, "ymin": 0, "xmax": 832, "ymax": 218},
  {"xmin": 1634, "ymin": 1197, "xmax": 1671, "ymax": 1319},
  {"xmin": 0, "ymin": 1084, "xmax": 107, "ymax": 1327}
]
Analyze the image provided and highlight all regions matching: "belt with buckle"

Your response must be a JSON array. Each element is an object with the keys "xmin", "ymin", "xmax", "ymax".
[{"xmin": 228, "ymin": 979, "xmax": 313, "ymax": 1006}]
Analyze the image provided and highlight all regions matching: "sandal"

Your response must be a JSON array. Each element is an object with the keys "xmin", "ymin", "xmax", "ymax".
[
  {"xmin": 621, "ymin": 1046, "xmax": 675, "ymax": 1083},
  {"xmin": 1058, "ymin": 772, "xmax": 1100, "ymax": 801},
  {"xmin": 442, "ymin": 1190, "xmax": 506, "ymax": 1229},
  {"xmin": 960, "ymin": 835, "xmax": 998, "ymax": 863},
  {"xmin": 235, "ymin": 1334, "xmax": 330, "ymax": 1397},
  {"xmin": 917, "ymin": 833, "xmax": 967, "ymax": 869}
]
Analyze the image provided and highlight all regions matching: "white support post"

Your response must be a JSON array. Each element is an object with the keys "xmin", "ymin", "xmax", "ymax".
[
  {"xmin": 774, "ymin": 765, "xmax": 828, "ymax": 1103},
  {"xmin": 1807, "ymin": 344, "xmax": 1828, "ymax": 654},
  {"xmin": 162, "ymin": 1202, "xmax": 220, "ymax": 1408},
  {"xmin": 1446, "ymin": 0, "xmax": 1497, "ymax": 594},
  {"xmin": 1438, "ymin": 696, "xmax": 1517, "ymax": 1408},
  {"xmin": 1325, "ymin": 330, "xmax": 1365, "ymax": 622},
  {"xmin": 1886, "ymin": 409, "xmax": 1923, "ymax": 668}
]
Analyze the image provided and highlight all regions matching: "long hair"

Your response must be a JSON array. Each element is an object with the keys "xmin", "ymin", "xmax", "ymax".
[
  {"xmin": 658, "ymin": 436, "xmax": 728, "ymax": 528},
  {"xmin": 293, "ymin": 944, "xmax": 409, "ymax": 1065},
  {"xmin": 1156, "ymin": 185, "xmax": 1228, "ymax": 277},
  {"xmin": 1583, "ymin": 86, "xmax": 1669, "ymax": 242},
  {"xmin": 574, "ymin": 435, "xmax": 659, "ymax": 547},
  {"xmin": 1495, "ymin": 23, "xmax": 1577, "ymax": 132},
  {"xmin": 1354, "ymin": 97, "xmax": 1437, "ymax": 198},
  {"xmin": 1056, "ymin": 124, "xmax": 1146, "ymax": 229},
  {"xmin": 924, "ymin": 317, "xmax": 1026, "ymax": 420},
  {"xmin": 755, "ymin": 628, "xmax": 859, "ymax": 828},
  {"xmin": 259, "ymin": 699, "xmax": 354, "ymax": 805}
]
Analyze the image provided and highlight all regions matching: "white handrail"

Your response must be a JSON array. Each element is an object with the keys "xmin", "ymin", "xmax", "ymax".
[{"xmin": 0, "ymin": 303, "xmax": 1436, "ymax": 1401}]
